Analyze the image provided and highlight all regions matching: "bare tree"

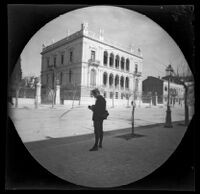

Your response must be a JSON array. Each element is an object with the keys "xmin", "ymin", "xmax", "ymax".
[
  {"xmin": 126, "ymin": 91, "xmax": 132, "ymax": 108},
  {"xmin": 9, "ymin": 57, "xmax": 22, "ymax": 107},
  {"xmin": 173, "ymin": 64, "xmax": 194, "ymax": 125}
]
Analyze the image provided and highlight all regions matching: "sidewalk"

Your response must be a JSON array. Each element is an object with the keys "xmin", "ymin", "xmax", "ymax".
[
  {"xmin": 25, "ymin": 121, "xmax": 188, "ymax": 188},
  {"xmin": 9, "ymin": 104, "xmax": 193, "ymax": 143}
]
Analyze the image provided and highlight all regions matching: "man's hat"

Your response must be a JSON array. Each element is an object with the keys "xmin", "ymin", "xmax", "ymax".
[{"xmin": 91, "ymin": 88, "xmax": 100, "ymax": 95}]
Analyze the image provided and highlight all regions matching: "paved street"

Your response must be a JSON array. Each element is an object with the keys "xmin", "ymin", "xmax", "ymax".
[
  {"xmin": 8, "ymin": 104, "xmax": 194, "ymax": 188},
  {"xmin": 24, "ymin": 122, "xmax": 188, "ymax": 188},
  {"xmin": 8, "ymin": 104, "xmax": 193, "ymax": 143}
]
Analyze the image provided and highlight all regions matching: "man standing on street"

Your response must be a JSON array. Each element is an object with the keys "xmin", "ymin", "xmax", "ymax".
[{"xmin": 88, "ymin": 88, "xmax": 107, "ymax": 151}]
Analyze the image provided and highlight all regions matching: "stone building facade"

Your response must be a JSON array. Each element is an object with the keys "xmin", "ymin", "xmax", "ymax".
[{"xmin": 40, "ymin": 23, "xmax": 143, "ymax": 106}]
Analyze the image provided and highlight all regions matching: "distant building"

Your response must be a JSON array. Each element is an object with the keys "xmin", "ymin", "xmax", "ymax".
[
  {"xmin": 142, "ymin": 76, "xmax": 184, "ymax": 106},
  {"xmin": 40, "ymin": 23, "xmax": 143, "ymax": 106}
]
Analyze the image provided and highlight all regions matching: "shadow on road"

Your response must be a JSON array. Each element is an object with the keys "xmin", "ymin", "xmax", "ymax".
[{"xmin": 114, "ymin": 133, "xmax": 146, "ymax": 140}]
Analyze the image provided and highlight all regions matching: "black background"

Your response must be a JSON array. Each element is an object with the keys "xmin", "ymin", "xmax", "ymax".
[{"xmin": 4, "ymin": 2, "xmax": 198, "ymax": 191}]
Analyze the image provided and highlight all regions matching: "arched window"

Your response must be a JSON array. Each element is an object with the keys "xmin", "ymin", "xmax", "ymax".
[
  {"xmin": 125, "ymin": 77, "xmax": 129, "ymax": 89},
  {"xmin": 121, "ymin": 57, "xmax": 125, "ymax": 70},
  {"xmin": 115, "ymin": 55, "xmax": 120, "ymax": 69},
  {"xmin": 115, "ymin": 75, "xmax": 119, "ymax": 88},
  {"xmin": 120, "ymin": 76, "xmax": 124, "ymax": 88},
  {"xmin": 135, "ymin": 64, "xmax": 138, "ymax": 73},
  {"xmin": 103, "ymin": 72, "xmax": 108, "ymax": 86},
  {"xmin": 90, "ymin": 69, "xmax": 96, "ymax": 86},
  {"xmin": 109, "ymin": 53, "xmax": 114, "ymax": 67},
  {"xmin": 126, "ymin": 58, "xmax": 130, "ymax": 71},
  {"xmin": 103, "ymin": 51, "xmax": 108, "ymax": 65},
  {"xmin": 109, "ymin": 74, "xmax": 114, "ymax": 86}
]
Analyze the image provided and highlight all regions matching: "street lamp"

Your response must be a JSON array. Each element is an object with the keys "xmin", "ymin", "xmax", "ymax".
[{"xmin": 164, "ymin": 64, "xmax": 174, "ymax": 128}]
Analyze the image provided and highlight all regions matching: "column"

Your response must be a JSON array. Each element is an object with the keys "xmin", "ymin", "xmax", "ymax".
[
  {"xmin": 36, "ymin": 82, "xmax": 41, "ymax": 104},
  {"xmin": 155, "ymin": 92, "xmax": 158, "ymax": 106},
  {"xmin": 55, "ymin": 84, "xmax": 60, "ymax": 105},
  {"xmin": 35, "ymin": 82, "xmax": 41, "ymax": 108}
]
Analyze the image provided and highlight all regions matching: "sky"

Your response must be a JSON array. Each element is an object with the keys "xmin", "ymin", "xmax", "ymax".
[{"xmin": 21, "ymin": 6, "xmax": 189, "ymax": 80}]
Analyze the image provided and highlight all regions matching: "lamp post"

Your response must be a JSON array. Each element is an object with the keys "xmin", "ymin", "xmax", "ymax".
[{"xmin": 164, "ymin": 64, "xmax": 174, "ymax": 128}]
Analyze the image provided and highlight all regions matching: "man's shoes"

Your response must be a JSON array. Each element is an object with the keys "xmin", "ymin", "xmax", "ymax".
[{"xmin": 89, "ymin": 147, "xmax": 98, "ymax": 151}]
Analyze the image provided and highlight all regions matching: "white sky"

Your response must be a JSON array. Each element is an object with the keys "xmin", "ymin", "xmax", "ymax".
[{"xmin": 21, "ymin": 5, "xmax": 189, "ymax": 80}]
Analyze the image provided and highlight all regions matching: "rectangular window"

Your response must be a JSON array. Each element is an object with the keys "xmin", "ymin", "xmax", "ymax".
[
  {"xmin": 70, "ymin": 51, "xmax": 73, "ymax": 62},
  {"xmin": 69, "ymin": 70, "xmax": 72, "ymax": 83},
  {"xmin": 46, "ymin": 74, "xmax": 48, "ymax": 85},
  {"xmin": 104, "ymin": 92, "xmax": 107, "ymax": 98},
  {"xmin": 46, "ymin": 57, "xmax": 50, "ymax": 67},
  {"xmin": 115, "ymin": 92, "xmax": 118, "ymax": 99},
  {"xmin": 61, "ymin": 54, "xmax": 64, "ymax": 65},
  {"xmin": 110, "ymin": 92, "xmax": 113, "ymax": 99},
  {"xmin": 54, "ymin": 56, "xmax": 56, "ymax": 67},
  {"xmin": 91, "ymin": 50, "xmax": 96, "ymax": 61}
]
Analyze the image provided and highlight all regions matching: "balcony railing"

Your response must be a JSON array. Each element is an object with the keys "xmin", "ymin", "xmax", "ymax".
[
  {"xmin": 88, "ymin": 59, "xmax": 100, "ymax": 67},
  {"xmin": 133, "ymin": 71, "xmax": 142, "ymax": 77}
]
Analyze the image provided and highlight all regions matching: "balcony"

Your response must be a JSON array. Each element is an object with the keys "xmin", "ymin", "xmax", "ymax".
[
  {"xmin": 47, "ymin": 65, "xmax": 56, "ymax": 71},
  {"xmin": 133, "ymin": 71, "xmax": 142, "ymax": 77},
  {"xmin": 88, "ymin": 59, "xmax": 100, "ymax": 67}
]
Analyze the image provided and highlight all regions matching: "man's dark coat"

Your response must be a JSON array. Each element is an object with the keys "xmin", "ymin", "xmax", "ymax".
[{"xmin": 91, "ymin": 95, "xmax": 106, "ymax": 121}]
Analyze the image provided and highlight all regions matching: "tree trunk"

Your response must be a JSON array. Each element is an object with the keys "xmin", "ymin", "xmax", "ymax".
[
  {"xmin": 127, "ymin": 97, "xmax": 129, "ymax": 107},
  {"xmin": 72, "ymin": 86, "xmax": 77, "ymax": 108},
  {"xmin": 131, "ymin": 104, "xmax": 135, "ymax": 135},
  {"xmin": 15, "ymin": 89, "xmax": 19, "ymax": 108},
  {"xmin": 184, "ymin": 86, "xmax": 189, "ymax": 125},
  {"xmin": 51, "ymin": 90, "xmax": 55, "ymax": 108}
]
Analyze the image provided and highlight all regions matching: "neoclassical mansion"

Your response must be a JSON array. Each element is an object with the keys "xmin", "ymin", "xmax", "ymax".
[{"xmin": 40, "ymin": 23, "xmax": 143, "ymax": 106}]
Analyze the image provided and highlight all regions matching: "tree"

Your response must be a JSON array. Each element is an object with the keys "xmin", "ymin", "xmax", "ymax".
[
  {"xmin": 171, "ymin": 66, "xmax": 194, "ymax": 125},
  {"xmin": 125, "ymin": 91, "xmax": 132, "ymax": 108},
  {"xmin": 9, "ymin": 57, "xmax": 23, "ymax": 107}
]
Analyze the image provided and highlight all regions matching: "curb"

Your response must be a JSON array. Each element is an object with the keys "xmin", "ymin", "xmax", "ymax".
[{"xmin": 25, "ymin": 120, "xmax": 186, "ymax": 151}]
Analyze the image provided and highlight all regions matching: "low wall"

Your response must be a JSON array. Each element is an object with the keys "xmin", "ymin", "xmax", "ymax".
[
  {"xmin": 12, "ymin": 97, "xmax": 35, "ymax": 105},
  {"xmin": 65, "ymin": 97, "xmax": 143, "ymax": 107},
  {"xmin": 63, "ymin": 100, "xmax": 80, "ymax": 106}
]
